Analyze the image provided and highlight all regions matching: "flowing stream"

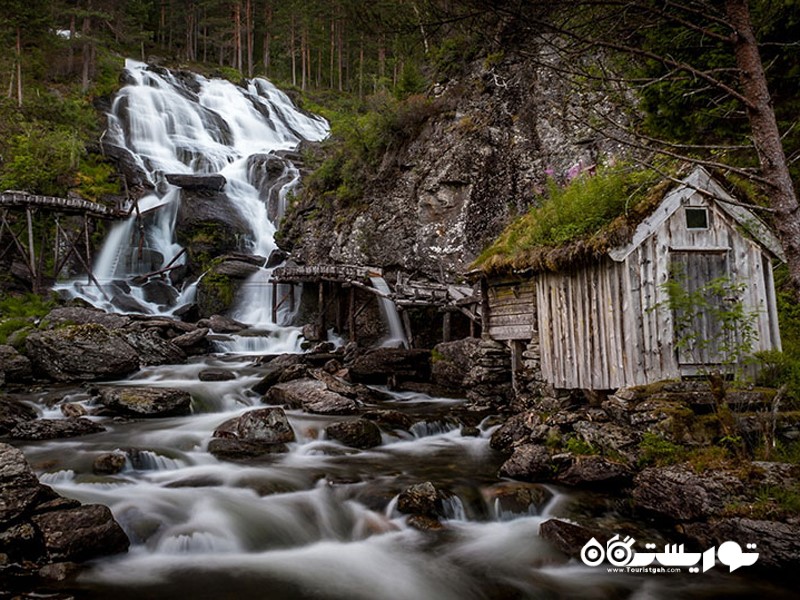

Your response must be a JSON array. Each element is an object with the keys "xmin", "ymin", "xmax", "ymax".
[{"xmin": 18, "ymin": 61, "xmax": 794, "ymax": 599}]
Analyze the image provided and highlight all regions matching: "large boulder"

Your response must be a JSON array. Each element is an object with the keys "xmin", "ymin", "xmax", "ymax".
[
  {"xmin": 498, "ymin": 444, "xmax": 554, "ymax": 482},
  {"xmin": 0, "ymin": 395, "xmax": 37, "ymax": 434},
  {"xmin": 555, "ymin": 456, "xmax": 632, "ymax": 487},
  {"xmin": 0, "ymin": 344, "xmax": 32, "ymax": 382},
  {"xmin": 348, "ymin": 348, "xmax": 432, "ymax": 384},
  {"xmin": 325, "ymin": 419, "xmax": 383, "ymax": 449},
  {"xmin": 25, "ymin": 324, "xmax": 140, "ymax": 382},
  {"xmin": 166, "ymin": 173, "xmax": 226, "ymax": 193},
  {"xmin": 490, "ymin": 412, "xmax": 550, "ymax": 453},
  {"xmin": 97, "ymin": 386, "xmax": 192, "ymax": 418},
  {"xmin": 265, "ymin": 379, "xmax": 361, "ymax": 415},
  {"xmin": 397, "ymin": 482, "xmax": 442, "ymax": 518},
  {"xmin": 208, "ymin": 407, "xmax": 295, "ymax": 461},
  {"xmin": 431, "ymin": 337, "xmax": 481, "ymax": 392},
  {"xmin": 0, "ymin": 442, "xmax": 129, "ymax": 569},
  {"xmin": 8, "ymin": 418, "xmax": 105, "ymax": 441},
  {"xmin": 120, "ymin": 330, "xmax": 186, "ymax": 366}
]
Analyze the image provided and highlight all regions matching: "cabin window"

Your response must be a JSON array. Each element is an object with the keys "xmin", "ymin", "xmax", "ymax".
[{"xmin": 685, "ymin": 207, "xmax": 709, "ymax": 230}]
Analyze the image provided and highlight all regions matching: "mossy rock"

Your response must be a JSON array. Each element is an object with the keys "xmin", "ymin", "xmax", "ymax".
[{"xmin": 196, "ymin": 272, "xmax": 237, "ymax": 318}]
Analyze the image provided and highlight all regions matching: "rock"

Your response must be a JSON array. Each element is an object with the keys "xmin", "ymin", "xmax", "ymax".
[
  {"xmin": 211, "ymin": 259, "xmax": 262, "ymax": 278},
  {"xmin": 0, "ymin": 395, "xmax": 37, "ymax": 434},
  {"xmin": 141, "ymin": 279, "xmax": 180, "ymax": 306},
  {"xmin": 266, "ymin": 248, "xmax": 289, "ymax": 268},
  {"xmin": 348, "ymin": 348, "xmax": 432, "ymax": 385},
  {"xmin": 633, "ymin": 465, "xmax": 746, "ymax": 521},
  {"xmin": 362, "ymin": 409, "xmax": 414, "ymax": 431},
  {"xmin": 397, "ymin": 482, "xmax": 440, "ymax": 517},
  {"xmin": 431, "ymin": 337, "xmax": 481, "ymax": 392},
  {"xmin": 165, "ymin": 173, "xmax": 226, "ymax": 193},
  {"xmin": 197, "ymin": 314, "xmax": 247, "ymax": 333},
  {"xmin": 301, "ymin": 323, "xmax": 323, "ymax": 342},
  {"xmin": 490, "ymin": 412, "xmax": 549, "ymax": 453},
  {"xmin": 407, "ymin": 515, "xmax": 444, "ymax": 531},
  {"xmin": 252, "ymin": 354, "xmax": 307, "ymax": 394},
  {"xmin": 207, "ymin": 438, "xmax": 289, "ymax": 461},
  {"xmin": 97, "ymin": 386, "xmax": 192, "ymax": 418},
  {"xmin": 556, "ymin": 456, "xmax": 632, "ymax": 487},
  {"xmin": 38, "ymin": 561, "xmax": 82, "ymax": 581},
  {"xmin": 60, "ymin": 402, "xmax": 88, "ymax": 418},
  {"xmin": 31, "ymin": 504, "xmax": 129, "ymax": 562},
  {"xmin": 265, "ymin": 379, "xmax": 361, "ymax": 415},
  {"xmin": 539, "ymin": 519, "xmax": 608, "ymax": 559},
  {"xmin": 572, "ymin": 421, "xmax": 640, "ymax": 455},
  {"xmin": 41, "ymin": 307, "xmax": 131, "ymax": 331},
  {"xmin": 93, "ymin": 452, "xmax": 127, "ymax": 475},
  {"xmin": 0, "ymin": 443, "xmax": 44, "ymax": 522},
  {"xmin": 498, "ymin": 444, "xmax": 554, "ymax": 482},
  {"xmin": 483, "ymin": 482, "xmax": 552, "ymax": 516},
  {"xmin": 198, "ymin": 369, "xmax": 236, "ymax": 382},
  {"xmin": 0, "ymin": 344, "xmax": 32, "ymax": 381},
  {"xmin": 170, "ymin": 327, "xmax": 209, "ymax": 349},
  {"xmin": 121, "ymin": 330, "xmax": 186, "ymax": 366},
  {"xmin": 680, "ymin": 518, "xmax": 800, "ymax": 570},
  {"xmin": 25, "ymin": 324, "xmax": 139, "ymax": 382},
  {"xmin": 9, "ymin": 418, "xmax": 105, "ymax": 440},
  {"xmin": 213, "ymin": 407, "xmax": 295, "ymax": 444},
  {"xmin": 325, "ymin": 419, "xmax": 382, "ymax": 449}
]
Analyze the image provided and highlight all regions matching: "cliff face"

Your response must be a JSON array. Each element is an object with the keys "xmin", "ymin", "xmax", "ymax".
[{"xmin": 281, "ymin": 43, "xmax": 625, "ymax": 281}]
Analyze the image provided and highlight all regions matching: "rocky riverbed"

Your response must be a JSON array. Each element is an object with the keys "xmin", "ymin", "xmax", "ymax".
[{"xmin": 1, "ymin": 307, "xmax": 799, "ymax": 597}]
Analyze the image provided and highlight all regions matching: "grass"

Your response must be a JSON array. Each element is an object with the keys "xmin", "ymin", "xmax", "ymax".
[
  {"xmin": 637, "ymin": 432, "xmax": 686, "ymax": 467},
  {"xmin": 474, "ymin": 164, "xmax": 667, "ymax": 273}
]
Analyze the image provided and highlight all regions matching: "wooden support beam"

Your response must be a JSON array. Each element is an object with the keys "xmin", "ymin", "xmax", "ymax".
[
  {"xmin": 349, "ymin": 279, "xmax": 391, "ymax": 299},
  {"xmin": 130, "ymin": 248, "xmax": 187, "ymax": 284},
  {"xmin": 1, "ymin": 212, "xmax": 34, "ymax": 280},
  {"xmin": 289, "ymin": 284, "xmax": 295, "ymax": 312},
  {"xmin": 335, "ymin": 283, "xmax": 344, "ymax": 333},
  {"xmin": 25, "ymin": 206, "xmax": 36, "ymax": 284},
  {"xmin": 271, "ymin": 281, "xmax": 278, "ymax": 324},
  {"xmin": 55, "ymin": 221, "xmax": 108, "ymax": 300},
  {"xmin": 83, "ymin": 214, "xmax": 92, "ymax": 284},
  {"xmin": 53, "ymin": 217, "xmax": 61, "ymax": 279},
  {"xmin": 443, "ymin": 311, "xmax": 452, "ymax": 343},
  {"xmin": 318, "ymin": 281, "xmax": 327, "ymax": 340},
  {"xmin": 402, "ymin": 310, "xmax": 414, "ymax": 349},
  {"xmin": 480, "ymin": 277, "xmax": 491, "ymax": 340},
  {"xmin": 349, "ymin": 286, "xmax": 356, "ymax": 343}
]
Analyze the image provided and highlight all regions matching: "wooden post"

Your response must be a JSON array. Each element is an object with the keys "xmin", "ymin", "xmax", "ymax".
[
  {"xmin": 25, "ymin": 206, "xmax": 36, "ymax": 287},
  {"xmin": 335, "ymin": 283, "xmax": 344, "ymax": 333},
  {"xmin": 443, "ymin": 311, "xmax": 452, "ymax": 343},
  {"xmin": 470, "ymin": 311, "xmax": 476, "ymax": 338},
  {"xmin": 271, "ymin": 281, "xmax": 278, "ymax": 323},
  {"xmin": 55, "ymin": 221, "xmax": 108, "ymax": 300},
  {"xmin": 348, "ymin": 286, "xmax": 356, "ymax": 342},
  {"xmin": 289, "ymin": 284, "xmax": 295, "ymax": 312},
  {"xmin": 402, "ymin": 310, "xmax": 414, "ymax": 348},
  {"xmin": 83, "ymin": 214, "xmax": 92, "ymax": 284},
  {"xmin": 53, "ymin": 217, "xmax": 61, "ymax": 280},
  {"xmin": 480, "ymin": 277, "xmax": 491, "ymax": 339},
  {"xmin": 318, "ymin": 281, "xmax": 327, "ymax": 340}
]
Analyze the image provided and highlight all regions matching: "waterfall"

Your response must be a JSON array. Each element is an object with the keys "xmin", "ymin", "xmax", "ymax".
[
  {"xmin": 55, "ymin": 59, "xmax": 328, "ymax": 318},
  {"xmin": 369, "ymin": 276, "xmax": 409, "ymax": 348}
]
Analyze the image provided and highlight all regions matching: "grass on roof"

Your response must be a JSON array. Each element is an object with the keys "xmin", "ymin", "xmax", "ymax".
[{"xmin": 474, "ymin": 164, "xmax": 666, "ymax": 274}]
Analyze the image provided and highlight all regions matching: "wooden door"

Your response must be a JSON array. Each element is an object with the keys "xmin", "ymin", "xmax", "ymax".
[{"xmin": 669, "ymin": 250, "xmax": 729, "ymax": 368}]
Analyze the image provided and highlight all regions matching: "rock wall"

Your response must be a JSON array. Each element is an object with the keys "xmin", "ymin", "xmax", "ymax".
[{"xmin": 281, "ymin": 41, "xmax": 628, "ymax": 282}]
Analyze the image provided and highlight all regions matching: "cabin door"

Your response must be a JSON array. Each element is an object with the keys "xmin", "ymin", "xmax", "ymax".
[{"xmin": 669, "ymin": 249, "xmax": 730, "ymax": 370}]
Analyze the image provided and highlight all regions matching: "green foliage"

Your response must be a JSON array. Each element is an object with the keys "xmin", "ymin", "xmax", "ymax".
[
  {"xmin": 0, "ymin": 292, "xmax": 55, "ymax": 345},
  {"xmin": 660, "ymin": 272, "xmax": 758, "ymax": 381},
  {"xmin": 431, "ymin": 34, "xmax": 481, "ymax": 79},
  {"xmin": 752, "ymin": 484, "xmax": 800, "ymax": 517},
  {"xmin": 75, "ymin": 155, "xmax": 121, "ymax": 202},
  {"xmin": 563, "ymin": 435, "xmax": 596, "ymax": 456},
  {"xmin": 475, "ymin": 164, "xmax": 662, "ymax": 268},
  {"xmin": 637, "ymin": 432, "xmax": 685, "ymax": 467}
]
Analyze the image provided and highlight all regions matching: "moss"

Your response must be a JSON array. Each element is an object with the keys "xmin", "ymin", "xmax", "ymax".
[
  {"xmin": 725, "ymin": 483, "xmax": 800, "ymax": 519},
  {"xmin": 196, "ymin": 272, "xmax": 235, "ymax": 317},
  {"xmin": 685, "ymin": 445, "xmax": 732, "ymax": 473},
  {"xmin": 564, "ymin": 435, "xmax": 597, "ymax": 456},
  {"xmin": 637, "ymin": 432, "xmax": 686, "ymax": 467},
  {"xmin": 473, "ymin": 164, "xmax": 669, "ymax": 274}
]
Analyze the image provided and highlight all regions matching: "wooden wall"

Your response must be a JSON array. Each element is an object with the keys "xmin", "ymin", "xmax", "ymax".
[
  {"xmin": 536, "ymin": 190, "xmax": 781, "ymax": 389},
  {"xmin": 486, "ymin": 279, "xmax": 536, "ymax": 341}
]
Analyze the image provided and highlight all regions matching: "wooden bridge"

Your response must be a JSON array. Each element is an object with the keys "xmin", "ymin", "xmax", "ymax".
[
  {"xmin": 0, "ymin": 190, "xmax": 128, "ymax": 292},
  {"xmin": 271, "ymin": 264, "xmax": 481, "ymax": 345}
]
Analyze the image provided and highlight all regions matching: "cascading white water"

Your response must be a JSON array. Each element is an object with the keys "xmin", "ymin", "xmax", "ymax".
[
  {"xmin": 55, "ymin": 59, "xmax": 328, "ymax": 322},
  {"xmin": 369, "ymin": 276, "xmax": 409, "ymax": 348}
]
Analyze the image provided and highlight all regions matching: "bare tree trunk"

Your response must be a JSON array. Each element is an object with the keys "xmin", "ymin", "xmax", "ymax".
[
  {"xmin": 290, "ymin": 14, "xmax": 297, "ymax": 86},
  {"xmin": 329, "ymin": 15, "xmax": 335, "ymax": 88},
  {"xmin": 81, "ymin": 2, "xmax": 92, "ymax": 93},
  {"xmin": 233, "ymin": 1, "xmax": 242, "ymax": 71},
  {"xmin": 358, "ymin": 35, "xmax": 364, "ymax": 99},
  {"xmin": 68, "ymin": 14, "xmax": 76, "ymax": 73},
  {"xmin": 337, "ymin": 10, "xmax": 344, "ymax": 92},
  {"xmin": 15, "ymin": 27, "xmax": 22, "ymax": 107},
  {"xmin": 726, "ymin": 0, "xmax": 800, "ymax": 297},
  {"xmin": 263, "ymin": 2, "xmax": 272, "ymax": 75},
  {"xmin": 245, "ymin": 0, "xmax": 253, "ymax": 77},
  {"xmin": 301, "ymin": 23, "xmax": 307, "ymax": 90}
]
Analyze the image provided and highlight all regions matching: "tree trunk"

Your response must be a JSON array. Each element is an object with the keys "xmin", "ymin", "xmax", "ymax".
[
  {"xmin": 301, "ymin": 23, "xmax": 307, "ymax": 90},
  {"xmin": 81, "ymin": 2, "xmax": 92, "ymax": 93},
  {"xmin": 726, "ymin": 0, "xmax": 800, "ymax": 298},
  {"xmin": 290, "ymin": 14, "xmax": 297, "ymax": 86},
  {"xmin": 245, "ymin": 0, "xmax": 253, "ymax": 77},
  {"xmin": 15, "ymin": 27, "xmax": 22, "ymax": 107},
  {"xmin": 233, "ymin": 1, "xmax": 242, "ymax": 71},
  {"xmin": 329, "ymin": 15, "xmax": 335, "ymax": 88},
  {"xmin": 263, "ymin": 2, "xmax": 272, "ymax": 75}
]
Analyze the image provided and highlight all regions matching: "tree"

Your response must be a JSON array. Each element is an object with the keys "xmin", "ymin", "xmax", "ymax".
[{"xmin": 440, "ymin": 0, "xmax": 800, "ymax": 300}]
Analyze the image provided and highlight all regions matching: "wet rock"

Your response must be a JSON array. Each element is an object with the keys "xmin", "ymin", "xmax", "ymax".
[
  {"xmin": 170, "ymin": 327, "xmax": 209, "ymax": 349},
  {"xmin": 407, "ymin": 515, "xmax": 444, "ymax": 531},
  {"xmin": 572, "ymin": 421, "xmax": 640, "ymax": 455},
  {"xmin": 252, "ymin": 354, "xmax": 307, "ymax": 394},
  {"xmin": 198, "ymin": 369, "xmax": 236, "ymax": 382},
  {"xmin": 41, "ymin": 307, "xmax": 131, "ymax": 331},
  {"xmin": 461, "ymin": 425, "xmax": 481, "ymax": 437},
  {"xmin": 0, "ymin": 344, "xmax": 32, "ymax": 381},
  {"xmin": 141, "ymin": 279, "xmax": 180, "ymax": 306},
  {"xmin": 301, "ymin": 323, "xmax": 323, "ymax": 342},
  {"xmin": 265, "ymin": 379, "xmax": 361, "ymax": 415},
  {"xmin": 210, "ymin": 258, "xmax": 262, "ymax": 278},
  {"xmin": 279, "ymin": 363, "xmax": 310, "ymax": 383},
  {"xmin": 38, "ymin": 561, "xmax": 82, "ymax": 581},
  {"xmin": 539, "ymin": 519, "xmax": 608, "ymax": 559},
  {"xmin": 498, "ymin": 444, "xmax": 554, "ymax": 482},
  {"xmin": 93, "ymin": 452, "xmax": 127, "ymax": 475},
  {"xmin": 207, "ymin": 438, "xmax": 289, "ymax": 461},
  {"xmin": 266, "ymin": 248, "xmax": 289, "ymax": 268},
  {"xmin": 680, "ymin": 518, "xmax": 800, "ymax": 570},
  {"xmin": 483, "ymin": 482, "xmax": 552, "ymax": 516},
  {"xmin": 490, "ymin": 412, "xmax": 549, "ymax": 453},
  {"xmin": 0, "ymin": 443, "xmax": 43, "ymax": 522},
  {"xmin": 431, "ymin": 337, "xmax": 481, "ymax": 392},
  {"xmin": 213, "ymin": 407, "xmax": 295, "ymax": 444},
  {"xmin": 323, "ymin": 359, "xmax": 341, "ymax": 374},
  {"xmin": 165, "ymin": 173, "xmax": 226, "ymax": 193},
  {"xmin": 348, "ymin": 348, "xmax": 432, "ymax": 385},
  {"xmin": 8, "ymin": 418, "xmax": 105, "ymax": 440},
  {"xmin": 121, "ymin": 330, "xmax": 186, "ymax": 366},
  {"xmin": 361, "ymin": 409, "xmax": 414, "ymax": 431},
  {"xmin": 31, "ymin": 504, "xmax": 129, "ymax": 562},
  {"xmin": 25, "ymin": 324, "xmax": 139, "ymax": 382},
  {"xmin": 197, "ymin": 314, "xmax": 247, "ymax": 333},
  {"xmin": 556, "ymin": 456, "xmax": 633, "ymax": 487},
  {"xmin": 172, "ymin": 303, "xmax": 200, "ymax": 322},
  {"xmin": 97, "ymin": 386, "xmax": 192, "ymax": 418},
  {"xmin": 397, "ymin": 482, "xmax": 441, "ymax": 517},
  {"xmin": 0, "ymin": 395, "xmax": 37, "ymax": 434},
  {"xmin": 633, "ymin": 465, "xmax": 746, "ymax": 521},
  {"xmin": 325, "ymin": 419, "xmax": 382, "ymax": 449},
  {"xmin": 60, "ymin": 402, "xmax": 88, "ymax": 418}
]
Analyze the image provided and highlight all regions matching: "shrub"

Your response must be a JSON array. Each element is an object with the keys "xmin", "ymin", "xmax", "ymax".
[{"xmin": 638, "ymin": 432, "xmax": 685, "ymax": 467}]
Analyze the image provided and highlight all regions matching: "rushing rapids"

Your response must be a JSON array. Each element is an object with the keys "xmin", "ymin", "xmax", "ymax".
[{"xmin": 8, "ymin": 63, "xmax": 793, "ymax": 599}]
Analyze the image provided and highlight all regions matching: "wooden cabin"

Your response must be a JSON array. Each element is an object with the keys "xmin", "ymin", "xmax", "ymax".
[{"xmin": 483, "ymin": 167, "xmax": 784, "ymax": 390}]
